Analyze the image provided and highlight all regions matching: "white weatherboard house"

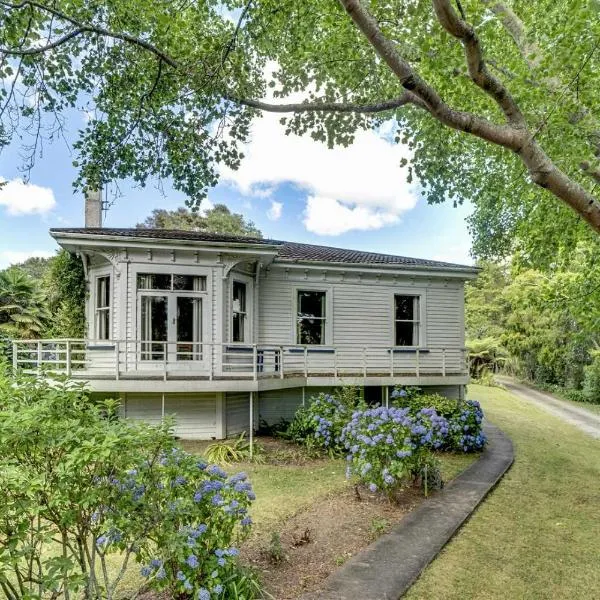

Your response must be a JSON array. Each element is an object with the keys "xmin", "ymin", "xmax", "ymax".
[{"xmin": 14, "ymin": 198, "xmax": 478, "ymax": 440}]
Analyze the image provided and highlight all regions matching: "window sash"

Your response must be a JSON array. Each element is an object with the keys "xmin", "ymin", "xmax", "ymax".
[
  {"xmin": 137, "ymin": 273, "xmax": 206, "ymax": 291},
  {"xmin": 296, "ymin": 290, "xmax": 327, "ymax": 345},
  {"xmin": 232, "ymin": 281, "xmax": 248, "ymax": 343},
  {"xmin": 95, "ymin": 277, "xmax": 111, "ymax": 339},
  {"xmin": 394, "ymin": 295, "xmax": 420, "ymax": 346}
]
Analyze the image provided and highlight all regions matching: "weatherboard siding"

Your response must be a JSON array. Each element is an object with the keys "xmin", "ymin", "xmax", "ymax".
[
  {"xmin": 258, "ymin": 266, "xmax": 465, "ymax": 373},
  {"xmin": 122, "ymin": 392, "xmax": 217, "ymax": 439}
]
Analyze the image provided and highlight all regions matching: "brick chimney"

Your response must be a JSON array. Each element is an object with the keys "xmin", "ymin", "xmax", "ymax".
[{"xmin": 84, "ymin": 188, "xmax": 102, "ymax": 228}]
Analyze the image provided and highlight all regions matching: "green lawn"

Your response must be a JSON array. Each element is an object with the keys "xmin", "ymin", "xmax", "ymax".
[{"xmin": 405, "ymin": 384, "xmax": 600, "ymax": 600}]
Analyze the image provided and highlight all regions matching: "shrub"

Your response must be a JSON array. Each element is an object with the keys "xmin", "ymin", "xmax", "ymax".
[
  {"xmin": 391, "ymin": 389, "xmax": 486, "ymax": 452},
  {"xmin": 583, "ymin": 351, "xmax": 600, "ymax": 404},
  {"xmin": 390, "ymin": 390, "xmax": 458, "ymax": 419},
  {"xmin": 447, "ymin": 400, "xmax": 486, "ymax": 452},
  {"xmin": 205, "ymin": 432, "xmax": 266, "ymax": 464},
  {"xmin": 340, "ymin": 405, "xmax": 445, "ymax": 494},
  {"xmin": 0, "ymin": 368, "xmax": 257, "ymax": 600},
  {"xmin": 285, "ymin": 388, "xmax": 366, "ymax": 455}
]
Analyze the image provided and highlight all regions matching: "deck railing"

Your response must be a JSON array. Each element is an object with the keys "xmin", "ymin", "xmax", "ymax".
[{"xmin": 12, "ymin": 339, "xmax": 469, "ymax": 381}]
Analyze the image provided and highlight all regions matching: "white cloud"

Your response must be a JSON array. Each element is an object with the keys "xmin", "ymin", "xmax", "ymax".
[
  {"xmin": 219, "ymin": 105, "xmax": 418, "ymax": 236},
  {"xmin": 0, "ymin": 250, "xmax": 54, "ymax": 270},
  {"xmin": 0, "ymin": 178, "xmax": 56, "ymax": 215},
  {"xmin": 432, "ymin": 238, "xmax": 474, "ymax": 265},
  {"xmin": 267, "ymin": 200, "xmax": 283, "ymax": 221},
  {"xmin": 304, "ymin": 196, "xmax": 400, "ymax": 235}
]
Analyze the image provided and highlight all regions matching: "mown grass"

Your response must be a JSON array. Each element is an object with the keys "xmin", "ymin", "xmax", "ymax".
[{"xmin": 405, "ymin": 384, "xmax": 600, "ymax": 600}]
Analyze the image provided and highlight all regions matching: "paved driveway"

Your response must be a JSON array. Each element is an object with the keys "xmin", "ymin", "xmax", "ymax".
[{"xmin": 497, "ymin": 377, "xmax": 600, "ymax": 439}]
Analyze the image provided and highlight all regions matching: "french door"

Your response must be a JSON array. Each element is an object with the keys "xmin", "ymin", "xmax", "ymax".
[{"xmin": 139, "ymin": 293, "xmax": 203, "ymax": 363}]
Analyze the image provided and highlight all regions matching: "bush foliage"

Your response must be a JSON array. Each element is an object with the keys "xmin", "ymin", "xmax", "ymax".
[
  {"xmin": 391, "ymin": 388, "xmax": 486, "ymax": 452},
  {"xmin": 0, "ymin": 367, "xmax": 257, "ymax": 599},
  {"xmin": 284, "ymin": 387, "xmax": 365, "ymax": 455}
]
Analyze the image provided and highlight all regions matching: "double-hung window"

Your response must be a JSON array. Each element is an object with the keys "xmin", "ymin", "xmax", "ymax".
[
  {"xmin": 394, "ymin": 295, "xmax": 420, "ymax": 346},
  {"xmin": 232, "ymin": 281, "xmax": 247, "ymax": 342},
  {"xmin": 96, "ymin": 276, "xmax": 111, "ymax": 340},
  {"xmin": 297, "ymin": 290, "xmax": 326, "ymax": 345}
]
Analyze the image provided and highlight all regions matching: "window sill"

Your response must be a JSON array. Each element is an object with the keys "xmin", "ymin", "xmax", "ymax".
[
  {"xmin": 288, "ymin": 347, "xmax": 335, "ymax": 354},
  {"xmin": 388, "ymin": 347, "xmax": 430, "ymax": 354},
  {"xmin": 86, "ymin": 344, "xmax": 115, "ymax": 351}
]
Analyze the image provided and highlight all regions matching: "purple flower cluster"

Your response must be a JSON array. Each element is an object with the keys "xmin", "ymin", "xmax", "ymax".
[
  {"xmin": 122, "ymin": 446, "xmax": 254, "ymax": 597},
  {"xmin": 448, "ymin": 400, "xmax": 486, "ymax": 451},
  {"xmin": 305, "ymin": 393, "xmax": 350, "ymax": 452}
]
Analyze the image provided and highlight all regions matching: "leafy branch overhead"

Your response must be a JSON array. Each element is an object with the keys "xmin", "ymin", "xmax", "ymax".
[{"xmin": 1, "ymin": 0, "xmax": 600, "ymax": 247}]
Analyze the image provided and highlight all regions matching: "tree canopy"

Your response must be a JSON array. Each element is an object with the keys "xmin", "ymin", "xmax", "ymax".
[
  {"xmin": 136, "ymin": 204, "xmax": 262, "ymax": 237},
  {"xmin": 1, "ymin": 0, "xmax": 600, "ymax": 257}
]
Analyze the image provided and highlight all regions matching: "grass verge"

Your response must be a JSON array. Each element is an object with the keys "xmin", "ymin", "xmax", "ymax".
[{"xmin": 405, "ymin": 384, "xmax": 600, "ymax": 600}]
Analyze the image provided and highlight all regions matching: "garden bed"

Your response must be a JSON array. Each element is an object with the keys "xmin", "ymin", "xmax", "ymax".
[{"xmin": 193, "ymin": 437, "xmax": 478, "ymax": 600}]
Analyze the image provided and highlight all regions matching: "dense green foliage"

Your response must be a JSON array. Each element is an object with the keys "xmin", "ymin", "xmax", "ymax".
[
  {"xmin": 0, "ymin": 250, "xmax": 86, "ymax": 344},
  {"xmin": 0, "ymin": 268, "xmax": 50, "ymax": 338},
  {"xmin": 43, "ymin": 250, "xmax": 87, "ymax": 338},
  {"xmin": 136, "ymin": 205, "xmax": 262, "ymax": 237},
  {"xmin": 466, "ymin": 254, "xmax": 600, "ymax": 403},
  {"xmin": 0, "ymin": 368, "xmax": 258, "ymax": 599},
  {"xmin": 284, "ymin": 388, "xmax": 365, "ymax": 455},
  {"xmin": 2, "ymin": 1, "xmax": 600, "ymax": 244}
]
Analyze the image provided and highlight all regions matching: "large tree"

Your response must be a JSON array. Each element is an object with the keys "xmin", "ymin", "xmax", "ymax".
[
  {"xmin": 136, "ymin": 204, "xmax": 262, "ymax": 237},
  {"xmin": 1, "ymin": 0, "xmax": 600, "ymax": 256}
]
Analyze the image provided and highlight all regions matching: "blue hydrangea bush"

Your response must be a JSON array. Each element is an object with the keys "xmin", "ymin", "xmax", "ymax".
[
  {"xmin": 391, "ymin": 388, "xmax": 487, "ymax": 452},
  {"xmin": 102, "ymin": 449, "xmax": 255, "ymax": 599},
  {"xmin": 0, "ymin": 367, "xmax": 258, "ymax": 600},
  {"xmin": 447, "ymin": 400, "xmax": 486, "ymax": 452},
  {"xmin": 340, "ymin": 406, "xmax": 443, "ymax": 494},
  {"xmin": 285, "ymin": 389, "xmax": 365, "ymax": 455}
]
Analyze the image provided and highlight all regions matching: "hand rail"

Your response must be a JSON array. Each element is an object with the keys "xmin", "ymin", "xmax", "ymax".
[{"xmin": 11, "ymin": 339, "xmax": 469, "ymax": 381}]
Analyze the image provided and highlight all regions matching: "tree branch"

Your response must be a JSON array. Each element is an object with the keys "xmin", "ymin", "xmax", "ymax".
[
  {"xmin": 224, "ymin": 91, "xmax": 429, "ymax": 113},
  {"xmin": 338, "ymin": 0, "xmax": 518, "ymax": 147},
  {"xmin": 337, "ymin": 0, "xmax": 600, "ymax": 233},
  {"xmin": 0, "ymin": 0, "xmax": 180, "ymax": 68},
  {"xmin": 432, "ymin": 0, "xmax": 526, "ymax": 126}
]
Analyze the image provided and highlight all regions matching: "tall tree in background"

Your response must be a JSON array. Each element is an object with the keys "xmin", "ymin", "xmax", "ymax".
[
  {"xmin": 1, "ymin": 1, "xmax": 600, "ymax": 257},
  {"xmin": 136, "ymin": 205, "xmax": 262, "ymax": 237}
]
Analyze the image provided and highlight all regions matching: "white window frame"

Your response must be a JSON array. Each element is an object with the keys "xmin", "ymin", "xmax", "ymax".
[
  {"xmin": 230, "ymin": 276, "xmax": 252, "ymax": 343},
  {"xmin": 94, "ymin": 274, "xmax": 111, "ymax": 341},
  {"xmin": 293, "ymin": 286, "xmax": 333, "ymax": 345},
  {"xmin": 131, "ymin": 264, "xmax": 211, "ymax": 356},
  {"xmin": 391, "ymin": 290, "xmax": 426, "ymax": 348}
]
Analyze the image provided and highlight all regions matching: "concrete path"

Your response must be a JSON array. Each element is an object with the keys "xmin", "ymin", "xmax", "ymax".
[
  {"xmin": 302, "ymin": 423, "xmax": 513, "ymax": 600},
  {"xmin": 497, "ymin": 377, "xmax": 600, "ymax": 440}
]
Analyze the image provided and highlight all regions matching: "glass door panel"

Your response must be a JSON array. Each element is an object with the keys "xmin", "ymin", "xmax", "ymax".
[
  {"xmin": 140, "ymin": 295, "xmax": 168, "ymax": 360},
  {"xmin": 175, "ymin": 296, "xmax": 202, "ymax": 361}
]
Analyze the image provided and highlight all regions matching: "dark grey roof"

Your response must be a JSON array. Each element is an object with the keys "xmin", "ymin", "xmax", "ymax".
[
  {"xmin": 51, "ymin": 227, "xmax": 276, "ymax": 246},
  {"xmin": 50, "ymin": 227, "xmax": 477, "ymax": 272}
]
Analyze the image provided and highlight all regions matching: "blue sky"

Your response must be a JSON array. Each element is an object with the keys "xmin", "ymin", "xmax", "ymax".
[{"xmin": 0, "ymin": 110, "xmax": 473, "ymax": 270}]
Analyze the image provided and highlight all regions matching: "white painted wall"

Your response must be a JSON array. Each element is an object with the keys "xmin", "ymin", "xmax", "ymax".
[{"xmin": 122, "ymin": 392, "xmax": 218, "ymax": 439}]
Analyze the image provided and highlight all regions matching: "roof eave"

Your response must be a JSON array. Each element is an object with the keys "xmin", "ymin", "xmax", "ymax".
[
  {"xmin": 273, "ymin": 258, "xmax": 479, "ymax": 279},
  {"xmin": 50, "ymin": 230, "xmax": 282, "ymax": 256}
]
